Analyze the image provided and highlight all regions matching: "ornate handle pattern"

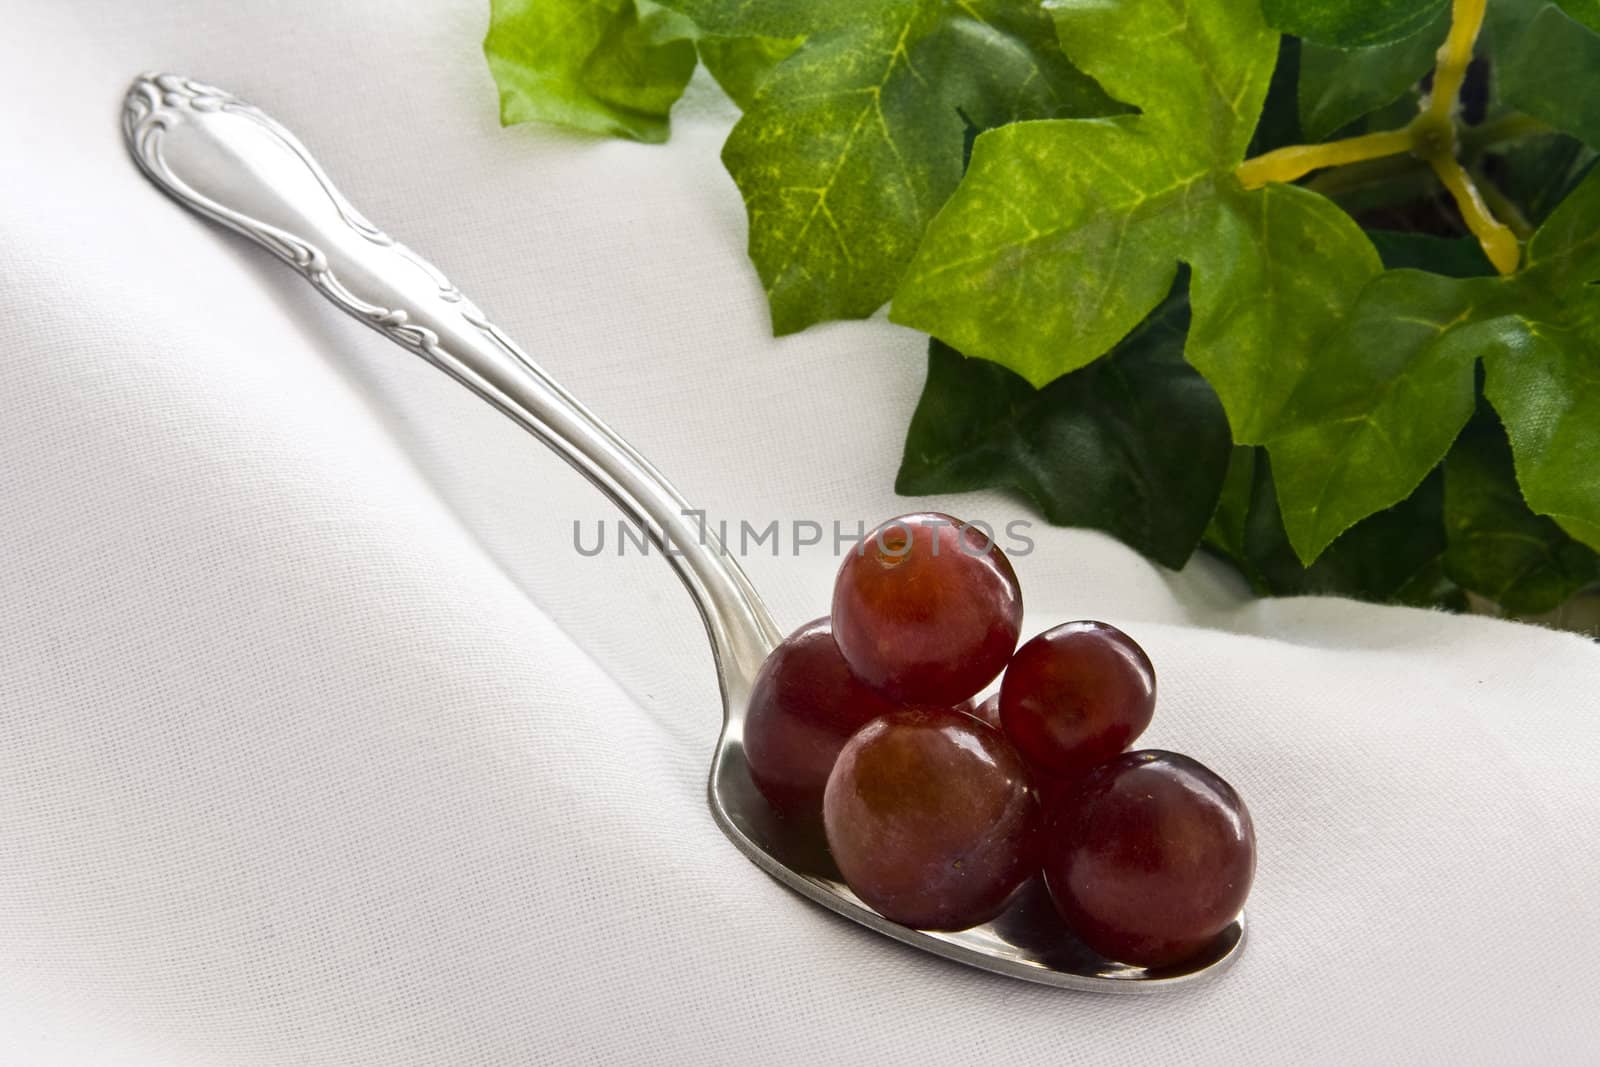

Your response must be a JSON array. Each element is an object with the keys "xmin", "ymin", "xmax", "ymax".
[{"xmin": 123, "ymin": 73, "xmax": 781, "ymax": 711}]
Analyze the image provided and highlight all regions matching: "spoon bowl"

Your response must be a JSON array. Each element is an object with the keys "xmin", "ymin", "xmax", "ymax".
[{"xmin": 123, "ymin": 72, "xmax": 1244, "ymax": 992}]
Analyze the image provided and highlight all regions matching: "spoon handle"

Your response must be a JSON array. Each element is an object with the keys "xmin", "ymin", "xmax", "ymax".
[{"xmin": 122, "ymin": 73, "xmax": 781, "ymax": 703}]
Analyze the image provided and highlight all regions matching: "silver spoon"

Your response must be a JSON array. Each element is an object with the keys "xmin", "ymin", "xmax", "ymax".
[{"xmin": 122, "ymin": 73, "xmax": 1244, "ymax": 992}]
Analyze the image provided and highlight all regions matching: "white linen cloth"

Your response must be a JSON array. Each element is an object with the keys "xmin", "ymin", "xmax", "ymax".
[{"xmin": 2, "ymin": 1, "xmax": 1598, "ymax": 1062}]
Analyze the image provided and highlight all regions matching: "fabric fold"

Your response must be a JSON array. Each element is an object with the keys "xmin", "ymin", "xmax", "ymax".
[{"xmin": 2, "ymin": 2, "xmax": 1598, "ymax": 1062}]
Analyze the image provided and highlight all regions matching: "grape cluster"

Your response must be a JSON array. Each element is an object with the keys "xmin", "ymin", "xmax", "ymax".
[{"xmin": 744, "ymin": 513, "xmax": 1255, "ymax": 968}]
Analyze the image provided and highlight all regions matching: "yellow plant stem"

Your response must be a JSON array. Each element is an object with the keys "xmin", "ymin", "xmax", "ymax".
[
  {"xmin": 1432, "ymin": 154, "xmax": 1522, "ymax": 273},
  {"xmin": 1472, "ymin": 165, "xmax": 1535, "ymax": 241},
  {"xmin": 1236, "ymin": 129, "xmax": 1414, "ymax": 189},
  {"xmin": 1430, "ymin": 0, "xmax": 1489, "ymax": 123},
  {"xmin": 1306, "ymin": 114, "xmax": 1552, "ymax": 200},
  {"xmin": 1233, "ymin": 0, "xmax": 1522, "ymax": 275}
]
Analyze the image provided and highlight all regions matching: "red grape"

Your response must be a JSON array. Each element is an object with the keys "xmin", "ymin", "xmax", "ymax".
[
  {"xmin": 971, "ymin": 693, "xmax": 1002, "ymax": 731},
  {"xmin": 1043, "ymin": 750, "xmax": 1255, "ymax": 968},
  {"xmin": 1030, "ymin": 771, "xmax": 1077, "ymax": 813},
  {"xmin": 823, "ymin": 707, "xmax": 1038, "ymax": 931},
  {"xmin": 1000, "ymin": 621, "xmax": 1155, "ymax": 779},
  {"xmin": 831, "ymin": 513, "xmax": 1022, "ymax": 705},
  {"xmin": 744, "ymin": 618, "xmax": 910, "ymax": 816}
]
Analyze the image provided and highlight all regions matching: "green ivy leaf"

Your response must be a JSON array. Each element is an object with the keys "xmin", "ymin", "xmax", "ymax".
[
  {"xmin": 630, "ymin": 0, "xmax": 802, "ymax": 112},
  {"xmin": 1478, "ymin": 176, "xmax": 1600, "ymax": 552},
  {"xmin": 484, "ymin": 0, "xmax": 698, "ymax": 143},
  {"xmin": 1553, "ymin": 0, "xmax": 1600, "ymax": 32},
  {"xmin": 634, "ymin": 0, "xmax": 698, "ymax": 42},
  {"xmin": 1268, "ymin": 168, "xmax": 1600, "ymax": 562},
  {"xmin": 891, "ymin": 0, "xmax": 1381, "ymax": 446},
  {"xmin": 1488, "ymin": 1, "xmax": 1600, "ymax": 150},
  {"xmin": 696, "ymin": 35, "xmax": 802, "ymax": 110},
  {"xmin": 1368, "ymin": 230, "xmax": 1497, "ymax": 276},
  {"xmin": 1265, "ymin": 269, "xmax": 1491, "ymax": 562},
  {"xmin": 1443, "ymin": 413, "xmax": 1600, "ymax": 614},
  {"xmin": 1483, "ymin": 134, "xmax": 1597, "ymax": 229},
  {"xmin": 655, "ymin": 0, "xmax": 855, "ymax": 37},
  {"xmin": 1203, "ymin": 447, "xmax": 1261, "ymax": 581},
  {"xmin": 709, "ymin": 0, "xmax": 1112, "ymax": 335},
  {"xmin": 1262, "ymin": 0, "xmax": 1449, "ymax": 48},
  {"xmin": 897, "ymin": 276, "xmax": 1231, "ymax": 569},
  {"xmin": 1204, "ymin": 448, "xmax": 1462, "ymax": 607},
  {"xmin": 1297, "ymin": 9, "xmax": 1444, "ymax": 140},
  {"xmin": 1248, "ymin": 38, "xmax": 1304, "ymax": 157}
]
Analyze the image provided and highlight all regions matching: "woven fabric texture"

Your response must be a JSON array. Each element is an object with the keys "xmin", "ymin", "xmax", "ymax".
[{"xmin": 2, "ymin": 2, "xmax": 1598, "ymax": 1062}]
